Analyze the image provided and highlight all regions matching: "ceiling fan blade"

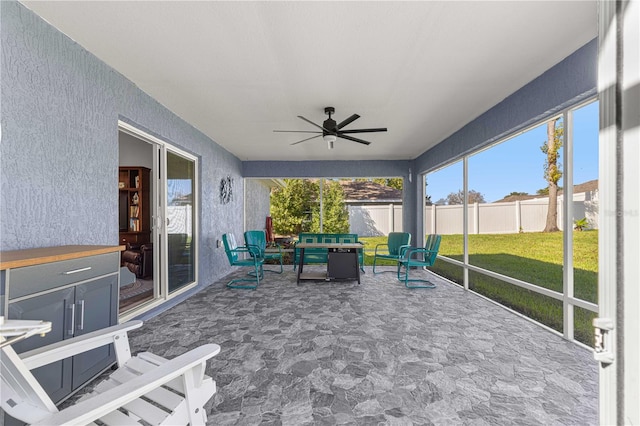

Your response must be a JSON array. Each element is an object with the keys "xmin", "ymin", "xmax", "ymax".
[
  {"xmin": 273, "ymin": 130, "xmax": 321, "ymax": 134},
  {"xmin": 297, "ymin": 116, "xmax": 331, "ymax": 132},
  {"xmin": 290, "ymin": 134, "xmax": 322, "ymax": 145},
  {"xmin": 337, "ymin": 114, "xmax": 360, "ymax": 129},
  {"xmin": 339, "ymin": 127, "xmax": 387, "ymax": 134},
  {"xmin": 337, "ymin": 134, "xmax": 371, "ymax": 145}
]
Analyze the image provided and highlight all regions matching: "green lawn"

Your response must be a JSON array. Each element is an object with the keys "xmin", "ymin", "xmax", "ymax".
[{"xmin": 360, "ymin": 231, "xmax": 598, "ymax": 346}]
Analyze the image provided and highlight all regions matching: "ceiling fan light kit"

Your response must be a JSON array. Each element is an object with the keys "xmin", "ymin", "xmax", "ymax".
[
  {"xmin": 274, "ymin": 106, "xmax": 387, "ymax": 149},
  {"xmin": 324, "ymin": 134, "xmax": 337, "ymax": 149}
]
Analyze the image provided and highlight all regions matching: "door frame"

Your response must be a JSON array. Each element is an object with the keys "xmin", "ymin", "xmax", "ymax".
[
  {"xmin": 596, "ymin": 0, "xmax": 640, "ymax": 424},
  {"xmin": 164, "ymin": 147, "xmax": 199, "ymax": 295},
  {"xmin": 118, "ymin": 121, "xmax": 199, "ymax": 320}
]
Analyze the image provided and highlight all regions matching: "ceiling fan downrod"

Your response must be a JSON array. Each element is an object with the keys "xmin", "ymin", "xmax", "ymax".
[
  {"xmin": 323, "ymin": 107, "xmax": 337, "ymax": 149},
  {"xmin": 324, "ymin": 106, "xmax": 335, "ymax": 118}
]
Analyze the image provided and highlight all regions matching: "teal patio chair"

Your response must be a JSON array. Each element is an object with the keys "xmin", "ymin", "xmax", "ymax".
[
  {"xmin": 397, "ymin": 234, "xmax": 441, "ymax": 288},
  {"xmin": 244, "ymin": 230, "xmax": 283, "ymax": 274},
  {"xmin": 372, "ymin": 232, "xmax": 412, "ymax": 274},
  {"xmin": 222, "ymin": 233, "xmax": 264, "ymax": 289}
]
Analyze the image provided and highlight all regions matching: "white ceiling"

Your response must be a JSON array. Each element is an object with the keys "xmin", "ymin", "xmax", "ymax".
[{"xmin": 22, "ymin": 1, "xmax": 597, "ymax": 162}]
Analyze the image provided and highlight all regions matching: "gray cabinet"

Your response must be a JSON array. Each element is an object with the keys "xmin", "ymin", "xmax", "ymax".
[
  {"xmin": 71, "ymin": 275, "xmax": 118, "ymax": 388},
  {"xmin": 8, "ymin": 287, "xmax": 75, "ymax": 402},
  {"xmin": 2, "ymin": 249, "xmax": 120, "ymax": 404}
]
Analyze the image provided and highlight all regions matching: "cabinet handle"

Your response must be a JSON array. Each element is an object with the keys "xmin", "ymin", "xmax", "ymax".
[
  {"xmin": 76, "ymin": 300, "xmax": 85, "ymax": 331},
  {"xmin": 66, "ymin": 304, "xmax": 75, "ymax": 336},
  {"xmin": 62, "ymin": 266, "xmax": 92, "ymax": 275}
]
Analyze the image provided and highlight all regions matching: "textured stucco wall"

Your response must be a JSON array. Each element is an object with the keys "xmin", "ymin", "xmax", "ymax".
[
  {"xmin": 0, "ymin": 2, "xmax": 242, "ymax": 290},
  {"xmin": 244, "ymin": 179, "xmax": 271, "ymax": 233}
]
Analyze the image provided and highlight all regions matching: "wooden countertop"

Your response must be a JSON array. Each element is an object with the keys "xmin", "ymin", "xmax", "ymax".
[{"xmin": 0, "ymin": 245, "xmax": 125, "ymax": 270}]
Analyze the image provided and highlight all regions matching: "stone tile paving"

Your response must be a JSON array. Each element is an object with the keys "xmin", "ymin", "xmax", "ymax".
[{"xmin": 128, "ymin": 266, "xmax": 598, "ymax": 425}]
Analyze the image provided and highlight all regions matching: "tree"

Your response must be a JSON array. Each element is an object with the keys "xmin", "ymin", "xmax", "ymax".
[
  {"xmin": 270, "ymin": 179, "xmax": 349, "ymax": 235},
  {"xmin": 371, "ymin": 178, "xmax": 403, "ymax": 191},
  {"xmin": 445, "ymin": 189, "xmax": 486, "ymax": 205},
  {"xmin": 541, "ymin": 118, "xmax": 563, "ymax": 232},
  {"xmin": 356, "ymin": 177, "xmax": 403, "ymax": 191},
  {"xmin": 536, "ymin": 186, "xmax": 563, "ymax": 196},
  {"xmin": 270, "ymin": 179, "xmax": 318, "ymax": 235},
  {"xmin": 310, "ymin": 180, "xmax": 349, "ymax": 233},
  {"xmin": 505, "ymin": 191, "xmax": 528, "ymax": 198}
]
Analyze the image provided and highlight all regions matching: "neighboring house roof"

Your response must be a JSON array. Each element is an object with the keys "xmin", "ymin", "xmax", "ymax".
[
  {"xmin": 338, "ymin": 180, "xmax": 402, "ymax": 203},
  {"xmin": 571, "ymin": 179, "xmax": 598, "ymax": 194},
  {"xmin": 494, "ymin": 179, "xmax": 599, "ymax": 203}
]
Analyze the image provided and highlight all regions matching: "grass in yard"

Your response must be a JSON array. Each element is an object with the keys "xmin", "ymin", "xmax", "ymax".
[{"xmin": 359, "ymin": 231, "xmax": 598, "ymax": 346}]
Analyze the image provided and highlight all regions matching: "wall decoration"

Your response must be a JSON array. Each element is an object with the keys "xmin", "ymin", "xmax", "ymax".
[{"xmin": 220, "ymin": 176, "xmax": 233, "ymax": 204}]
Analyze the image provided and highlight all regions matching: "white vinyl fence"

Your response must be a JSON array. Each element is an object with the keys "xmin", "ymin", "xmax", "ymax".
[
  {"xmin": 348, "ymin": 204, "xmax": 403, "ymax": 236},
  {"xmin": 425, "ymin": 191, "xmax": 599, "ymax": 235},
  {"xmin": 347, "ymin": 190, "xmax": 598, "ymax": 236}
]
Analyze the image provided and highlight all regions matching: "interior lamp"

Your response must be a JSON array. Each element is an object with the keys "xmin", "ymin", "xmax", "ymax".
[{"xmin": 323, "ymin": 134, "xmax": 337, "ymax": 149}]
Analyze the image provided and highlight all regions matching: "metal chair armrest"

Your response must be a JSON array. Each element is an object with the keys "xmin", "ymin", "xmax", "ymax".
[
  {"xmin": 245, "ymin": 243, "xmax": 263, "ymax": 257},
  {"xmin": 398, "ymin": 244, "xmax": 412, "ymax": 257},
  {"xmin": 374, "ymin": 243, "xmax": 389, "ymax": 255},
  {"xmin": 232, "ymin": 246, "xmax": 260, "ymax": 257},
  {"xmin": 266, "ymin": 244, "xmax": 283, "ymax": 254}
]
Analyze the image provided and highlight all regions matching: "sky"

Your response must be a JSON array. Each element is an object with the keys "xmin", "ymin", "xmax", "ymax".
[{"xmin": 425, "ymin": 101, "xmax": 599, "ymax": 203}]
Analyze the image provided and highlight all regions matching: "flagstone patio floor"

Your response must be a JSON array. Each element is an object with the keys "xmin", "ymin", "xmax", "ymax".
[{"xmin": 127, "ymin": 266, "xmax": 598, "ymax": 425}]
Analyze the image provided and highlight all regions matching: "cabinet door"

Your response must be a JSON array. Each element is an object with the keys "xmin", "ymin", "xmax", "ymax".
[
  {"xmin": 8, "ymin": 287, "xmax": 75, "ymax": 403},
  {"xmin": 71, "ymin": 274, "xmax": 118, "ymax": 389}
]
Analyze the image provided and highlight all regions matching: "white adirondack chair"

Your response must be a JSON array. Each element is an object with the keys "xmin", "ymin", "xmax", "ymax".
[{"xmin": 0, "ymin": 317, "xmax": 220, "ymax": 425}]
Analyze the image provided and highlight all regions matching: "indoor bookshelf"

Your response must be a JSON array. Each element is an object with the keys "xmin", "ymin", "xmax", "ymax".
[{"xmin": 119, "ymin": 167, "xmax": 151, "ymax": 244}]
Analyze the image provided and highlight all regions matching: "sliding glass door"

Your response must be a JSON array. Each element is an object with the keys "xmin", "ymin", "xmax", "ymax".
[
  {"xmin": 166, "ymin": 150, "xmax": 196, "ymax": 293},
  {"xmin": 118, "ymin": 121, "xmax": 198, "ymax": 319}
]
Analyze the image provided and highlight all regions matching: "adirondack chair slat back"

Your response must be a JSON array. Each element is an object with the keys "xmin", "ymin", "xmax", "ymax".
[
  {"xmin": 223, "ymin": 233, "xmax": 239, "ymax": 263},
  {"xmin": 387, "ymin": 232, "xmax": 411, "ymax": 256}
]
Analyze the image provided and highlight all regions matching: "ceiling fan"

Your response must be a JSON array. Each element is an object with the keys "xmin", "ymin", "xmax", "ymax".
[{"xmin": 274, "ymin": 107, "xmax": 387, "ymax": 149}]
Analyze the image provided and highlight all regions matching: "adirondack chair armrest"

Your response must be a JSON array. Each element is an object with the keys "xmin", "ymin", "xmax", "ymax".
[
  {"xmin": 20, "ymin": 321, "xmax": 143, "ymax": 370},
  {"xmin": 31, "ymin": 343, "xmax": 221, "ymax": 426}
]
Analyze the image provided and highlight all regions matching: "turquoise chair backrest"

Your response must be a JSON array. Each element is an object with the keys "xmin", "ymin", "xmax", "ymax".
[
  {"xmin": 222, "ymin": 233, "xmax": 239, "ymax": 264},
  {"xmin": 424, "ymin": 234, "xmax": 442, "ymax": 264},
  {"xmin": 387, "ymin": 232, "xmax": 411, "ymax": 256},
  {"xmin": 244, "ymin": 230, "xmax": 266, "ymax": 256}
]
